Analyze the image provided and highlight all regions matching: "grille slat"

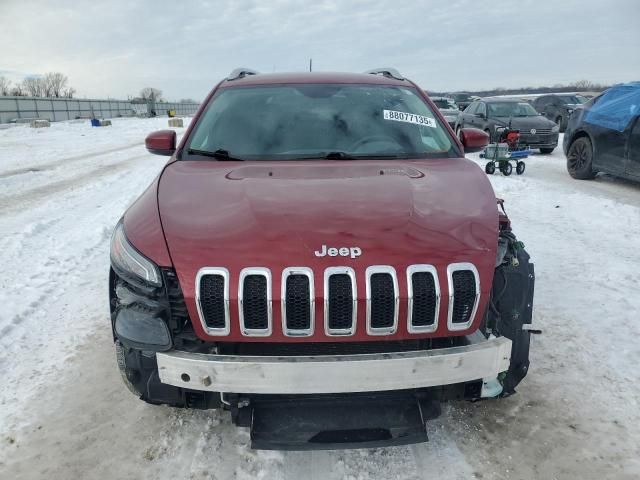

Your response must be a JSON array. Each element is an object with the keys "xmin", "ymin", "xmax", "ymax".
[
  {"xmin": 197, "ymin": 270, "xmax": 229, "ymax": 333},
  {"xmin": 284, "ymin": 274, "xmax": 312, "ymax": 332},
  {"xmin": 366, "ymin": 268, "xmax": 398, "ymax": 334},
  {"xmin": 410, "ymin": 271, "xmax": 438, "ymax": 329},
  {"xmin": 325, "ymin": 269, "xmax": 356, "ymax": 334},
  {"xmin": 328, "ymin": 275, "xmax": 353, "ymax": 330},
  {"xmin": 447, "ymin": 264, "xmax": 479, "ymax": 330},
  {"xmin": 240, "ymin": 273, "xmax": 270, "ymax": 334},
  {"xmin": 451, "ymin": 271, "xmax": 476, "ymax": 323}
]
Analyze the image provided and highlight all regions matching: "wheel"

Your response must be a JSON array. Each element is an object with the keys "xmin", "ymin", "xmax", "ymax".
[
  {"xmin": 501, "ymin": 162, "xmax": 513, "ymax": 176},
  {"xmin": 485, "ymin": 162, "xmax": 496, "ymax": 174},
  {"xmin": 539, "ymin": 147, "xmax": 555, "ymax": 154},
  {"xmin": 115, "ymin": 340, "xmax": 143, "ymax": 396},
  {"xmin": 516, "ymin": 161, "xmax": 526, "ymax": 175},
  {"xmin": 566, "ymin": 137, "xmax": 596, "ymax": 179}
]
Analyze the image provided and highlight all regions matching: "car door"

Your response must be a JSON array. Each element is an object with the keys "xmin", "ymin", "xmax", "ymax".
[
  {"xmin": 476, "ymin": 102, "xmax": 488, "ymax": 130},
  {"xmin": 626, "ymin": 116, "xmax": 640, "ymax": 177},
  {"xmin": 587, "ymin": 88, "xmax": 632, "ymax": 174},
  {"xmin": 460, "ymin": 102, "xmax": 477, "ymax": 128}
]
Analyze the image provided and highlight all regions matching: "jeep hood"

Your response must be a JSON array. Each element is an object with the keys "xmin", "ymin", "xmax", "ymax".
[{"xmin": 157, "ymin": 159, "xmax": 499, "ymax": 338}]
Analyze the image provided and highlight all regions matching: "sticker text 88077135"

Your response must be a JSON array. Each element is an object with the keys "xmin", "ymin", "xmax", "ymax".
[{"xmin": 383, "ymin": 110, "xmax": 436, "ymax": 128}]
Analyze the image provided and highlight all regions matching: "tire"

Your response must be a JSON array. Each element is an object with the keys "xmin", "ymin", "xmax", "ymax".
[
  {"xmin": 484, "ymin": 129, "xmax": 492, "ymax": 143},
  {"xmin": 539, "ymin": 147, "xmax": 555, "ymax": 154},
  {"xmin": 501, "ymin": 162, "xmax": 513, "ymax": 176},
  {"xmin": 566, "ymin": 137, "xmax": 596, "ymax": 179},
  {"xmin": 485, "ymin": 162, "xmax": 496, "ymax": 174},
  {"xmin": 516, "ymin": 161, "xmax": 526, "ymax": 175},
  {"xmin": 115, "ymin": 340, "xmax": 143, "ymax": 396}
]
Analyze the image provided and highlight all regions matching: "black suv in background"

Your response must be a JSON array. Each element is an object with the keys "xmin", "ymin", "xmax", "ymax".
[
  {"xmin": 564, "ymin": 82, "xmax": 640, "ymax": 181},
  {"xmin": 455, "ymin": 98, "xmax": 560, "ymax": 153},
  {"xmin": 532, "ymin": 94, "xmax": 588, "ymax": 132}
]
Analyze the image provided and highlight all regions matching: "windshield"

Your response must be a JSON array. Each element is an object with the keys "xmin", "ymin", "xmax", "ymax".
[
  {"xmin": 433, "ymin": 99, "xmax": 457, "ymax": 110},
  {"xmin": 453, "ymin": 93, "xmax": 471, "ymax": 102},
  {"xmin": 488, "ymin": 102, "xmax": 539, "ymax": 117},
  {"xmin": 557, "ymin": 95, "xmax": 587, "ymax": 104},
  {"xmin": 187, "ymin": 84, "xmax": 456, "ymax": 160}
]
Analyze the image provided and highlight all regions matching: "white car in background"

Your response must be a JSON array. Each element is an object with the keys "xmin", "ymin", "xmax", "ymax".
[{"xmin": 431, "ymin": 96, "xmax": 460, "ymax": 129}]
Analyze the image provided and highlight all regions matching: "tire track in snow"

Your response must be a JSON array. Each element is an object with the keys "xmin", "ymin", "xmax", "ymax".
[
  {"xmin": 0, "ymin": 141, "xmax": 141, "ymax": 179},
  {"xmin": 0, "ymin": 152, "xmax": 149, "ymax": 213}
]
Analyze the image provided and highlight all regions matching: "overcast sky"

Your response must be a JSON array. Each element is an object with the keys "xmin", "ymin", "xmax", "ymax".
[{"xmin": 1, "ymin": 0, "xmax": 638, "ymax": 100}]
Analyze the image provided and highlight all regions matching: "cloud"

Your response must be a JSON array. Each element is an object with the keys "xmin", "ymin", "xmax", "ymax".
[{"xmin": 1, "ymin": 0, "xmax": 638, "ymax": 100}]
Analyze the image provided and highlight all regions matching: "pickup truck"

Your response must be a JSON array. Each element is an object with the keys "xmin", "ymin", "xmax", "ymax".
[{"xmin": 109, "ymin": 68, "xmax": 535, "ymax": 450}]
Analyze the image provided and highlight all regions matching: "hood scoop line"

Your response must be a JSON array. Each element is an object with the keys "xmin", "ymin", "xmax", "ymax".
[{"xmin": 226, "ymin": 164, "xmax": 424, "ymax": 180}]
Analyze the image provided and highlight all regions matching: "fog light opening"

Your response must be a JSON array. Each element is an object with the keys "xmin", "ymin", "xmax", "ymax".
[{"xmin": 181, "ymin": 373, "xmax": 191, "ymax": 383}]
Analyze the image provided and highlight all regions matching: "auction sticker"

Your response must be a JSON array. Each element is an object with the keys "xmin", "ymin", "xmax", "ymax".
[{"xmin": 383, "ymin": 110, "xmax": 436, "ymax": 127}]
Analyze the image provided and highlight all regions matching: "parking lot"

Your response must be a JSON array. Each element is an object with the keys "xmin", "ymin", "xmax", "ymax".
[{"xmin": 1, "ymin": 117, "xmax": 639, "ymax": 479}]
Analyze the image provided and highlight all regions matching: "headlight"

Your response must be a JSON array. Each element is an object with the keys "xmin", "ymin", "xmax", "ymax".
[
  {"xmin": 552, "ymin": 125, "xmax": 560, "ymax": 133},
  {"xmin": 567, "ymin": 109, "xmax": 573, "ymax": 114},
  {"xmin": 110, "ymin": 220, "xmax": 161, "ymax": 286}
]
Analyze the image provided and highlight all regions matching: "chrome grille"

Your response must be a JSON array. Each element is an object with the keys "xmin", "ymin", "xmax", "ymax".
[
  {"xmin": 195, "ymin": 263, "xmax": 480, "ymax": 337},
  {"xmin": 519, "ymin": 128, "xmax": 552, "ymax": 135},
  {"xmin": 407, "ymin": 265, "xmax": 440, "ymax": 333},
  {"xmin": 282, "ymin": 267, "xmax": 314, "ymax": 336},
  {"xmin": 366, "ymin": 266, "xmax": 399, "ymax": 335},
  {"xmin": 447, "ymin": 263, "xmax": 480, "ymax": 331},
  {"xmin": 239, "ymin": 268, "xmax": 272, "ymax": 336}
]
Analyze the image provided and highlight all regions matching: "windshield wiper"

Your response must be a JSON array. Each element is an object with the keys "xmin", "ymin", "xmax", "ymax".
[
  {"xmin": 187, "ymin": 148, "xmax": 245, "ymax": 161},
  {"xmin": 324, "ymin": 151, "xmax": 356, "ymax": 160},
  {"xmin": 350, "ymin": 153, "xmax": 406, "ymax": 159},
  {"xmin": 324, "ymin": 152, "xmax": 406, "ymax": 160}
]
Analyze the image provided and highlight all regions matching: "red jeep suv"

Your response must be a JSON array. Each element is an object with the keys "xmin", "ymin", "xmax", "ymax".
[{"xmin": 109, "ymin": 68, "xmax": 535, "ymax": 449}]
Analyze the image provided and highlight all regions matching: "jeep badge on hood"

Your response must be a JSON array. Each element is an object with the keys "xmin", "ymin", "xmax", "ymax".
[{"xmin": 314, "ymin": 244, "xmax": 362, "ymax": 259}]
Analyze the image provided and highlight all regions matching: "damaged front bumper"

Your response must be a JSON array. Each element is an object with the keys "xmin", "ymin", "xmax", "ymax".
[{"xmin": 156, "ymin": 335, "xmax": 512, "ymax": 395}]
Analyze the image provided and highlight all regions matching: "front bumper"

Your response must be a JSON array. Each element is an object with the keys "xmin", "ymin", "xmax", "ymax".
[
  {"xmin": 156, "ymin": 336, "xmax": 512, "ymax": 394},
  {"xmin": 517, "ymin": 133, "xmax": 559, "ymax": 148}
]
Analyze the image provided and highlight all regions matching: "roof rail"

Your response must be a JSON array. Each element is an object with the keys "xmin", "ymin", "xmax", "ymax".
[
  {"xmin": 227, "ymin": 68, "xmax": 259, "ymax": 81},
  {"xmin": 364, "ymin": 68, "xmax": 405, "ymax": 81}
]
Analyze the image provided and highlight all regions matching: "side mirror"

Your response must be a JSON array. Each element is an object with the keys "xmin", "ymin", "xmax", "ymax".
[
  {"xmin": 460, "ymin": 128, "xmax": 489, "ymax": 153},
  {"xmin": 145, "ymin": 130, "xmax": 176, "ymax": 156}
]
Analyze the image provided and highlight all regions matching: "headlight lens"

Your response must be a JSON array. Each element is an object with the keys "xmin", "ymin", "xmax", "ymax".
[
  {"xmin": 552, "ymin": 125, "xmax": 560, "ymax": 133},
  {"xmin": 110, "ymin": 220, "xmax": 161, "ymax": 286}
]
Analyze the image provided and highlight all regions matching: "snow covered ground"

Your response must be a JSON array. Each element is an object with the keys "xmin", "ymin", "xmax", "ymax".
[{"xmin": 1, "ymin": 118, "xmax": 639, "ymax": 479}]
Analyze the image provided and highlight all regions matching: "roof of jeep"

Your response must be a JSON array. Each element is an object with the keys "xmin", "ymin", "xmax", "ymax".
[{"xmin": 218, "ymin": 72, "xmax": 409, "ymax": 88}]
